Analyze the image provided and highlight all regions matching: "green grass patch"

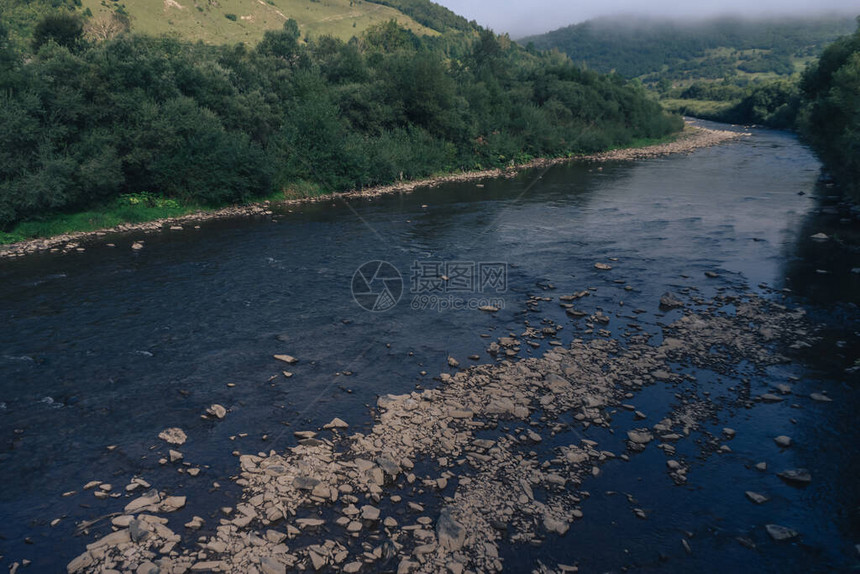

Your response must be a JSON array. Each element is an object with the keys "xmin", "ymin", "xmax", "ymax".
[
  {"xmin": 268, "ymin": 179, "xmax": 330, "ymax": 201},
  {"xmin": 0, "ymin": 194, "xmax": 203, "ymax": 245},
  {"xmin": 661, "ymin": 98, "xmax": 736, "ymax": 119}
]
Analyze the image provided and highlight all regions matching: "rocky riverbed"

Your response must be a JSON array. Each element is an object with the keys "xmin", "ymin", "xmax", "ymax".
[
  {"xmin": 0, "ymin": 124, "xmax": 744, "ymax": 260},
  {"xmin": 60, "ymin": 283, "xmax": 824, "ymax": 574}
]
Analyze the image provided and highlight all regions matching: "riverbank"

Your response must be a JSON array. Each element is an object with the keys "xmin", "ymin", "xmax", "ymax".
[{"xmin": 0, "ymin": 124, "xmax": 745, "ymax": 260}]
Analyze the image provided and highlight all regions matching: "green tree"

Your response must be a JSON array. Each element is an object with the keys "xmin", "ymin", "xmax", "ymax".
[
  {"xmin": 32, "ymin": 13, "xmax": 84, "ymax": 52},
  {"xmin": 257, "ymin": 19, "xmax": 307, "ymax": 68}
]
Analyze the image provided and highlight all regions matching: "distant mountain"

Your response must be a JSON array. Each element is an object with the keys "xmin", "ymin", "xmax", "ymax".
[{"xmin": 520, "ymin": 15, "xmax": 857, "ymax": 83}]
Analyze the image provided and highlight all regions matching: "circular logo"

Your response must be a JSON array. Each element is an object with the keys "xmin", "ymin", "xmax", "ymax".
[{"xmin": 351, "ymin": 261, "xmax": 403, "ymax": 312}]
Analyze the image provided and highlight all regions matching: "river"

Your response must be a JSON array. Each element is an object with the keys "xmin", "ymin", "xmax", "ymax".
[{"xmin": 0, "ymin": 121, "xmax": 858, "ymax": 572}]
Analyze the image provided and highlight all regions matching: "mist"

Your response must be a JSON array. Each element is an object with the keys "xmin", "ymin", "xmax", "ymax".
[{"xmin": 433, "ymin": 0, "xmax": 858, "ymax": 38}]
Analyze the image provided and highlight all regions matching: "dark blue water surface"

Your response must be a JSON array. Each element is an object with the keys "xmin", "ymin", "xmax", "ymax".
[{"xmin": 1, "ymin": 122, "xmax": 858, "ymax": 572}]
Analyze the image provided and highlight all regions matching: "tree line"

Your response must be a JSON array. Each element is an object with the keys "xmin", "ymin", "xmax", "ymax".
[{"xmin": 0, "ymin": 10, "xmax": 682, "ymax": 231}]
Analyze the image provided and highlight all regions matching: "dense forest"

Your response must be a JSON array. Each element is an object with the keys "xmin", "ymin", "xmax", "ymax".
[
  {"xmin": 0, "ymin": 2, "xmax": 682, "ymax": 235},
  {"xmin": 799, "ymin": 21, "xmax": 860, "ymax": 195}
]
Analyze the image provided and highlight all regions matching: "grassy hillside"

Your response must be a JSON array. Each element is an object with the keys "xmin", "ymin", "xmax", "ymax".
[{"xmin": 79, "ymin": 0, "xmax": 439, "ymax": 44}]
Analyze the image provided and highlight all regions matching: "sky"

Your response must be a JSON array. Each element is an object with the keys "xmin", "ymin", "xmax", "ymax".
[{"xmin": 433, "ymin": 0, "xmax": 859, "ymax": 38}]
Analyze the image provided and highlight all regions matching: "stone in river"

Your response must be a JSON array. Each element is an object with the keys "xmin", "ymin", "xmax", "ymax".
[
  {"xmin": 347, "ymin": 520, "xmax": 362, "ymax": 532},
  {"xmin": 206, "ymin": 404, "xmax": 227, "ymax": 419},
  {"xmin": 594, "ymin": 263, "xmax": 612, "ymax": 271},
  {"xmin": 309, "ymin": 551, "xmax": 326, "ymax": 570},
  {"xmin": 652, "ymin": 370, "xmax": 671, "ymax": 381},
  {"xmin": 293, "ymin": 476, "xmax": 320, "ymax": 490},
  {"xmin": 158, "ymin": 427, "xmax": 187, "ymax": 446},
  {"xmin": 659, "ymin": 293, "xmax": 684, "ymax": 309},
  {"xmin": 361, "ymin": 505, "xmax": 380, "ymax": 521},
  {"xmin": 759, "ymin": 393, "xmax": 783, "ymax": 403},
  {"xmin": 544, "ymin": 373, "xmax": 571, "ymax": 393},
  {"xmin": 809, "ymin": 393, "xmax": 832, "ymax": 402},
  {"xmin": 810, "ymin": 233, "xmax": 829, "ymax": 241},
  {"xmin": 774, "ymin": 435, "xmax": 792, "ymax": 448},
  {"xmin": 67, "ymin": 551, "xmax": 95, "ymax": 573},
  {"xmin": 447, "ymin": 356, "xmax": 460, "ymax": 368},
  {"xmin": 191, "ymin": 561, "xmax": 227, "ymax": 572},
  {"xmin": 128, "ymin": 518, "xmax": 151, "ymax": 543},
  {"xmin": 161, "ymin": 496, "xmax": 186, "ymax": 512},
  {"xmin": 778, "ymin": 469, "xmax": 812, "ymax": 485},
  {"xmin": 260, "ymin": 557, "xmax": 287, "ymax": 574},
  {"xmin": 376, "ymin": 456, "xmax": 401, "ymax": 477},
  {"xmin": 124, "ymin": 490, "xmax": 161, "ymax": 514},
  {"xmin": 745, "ymin": 491, "xmax": 770, "ymax": 504},
  {"xmin": 437, "ymin": 509, "xmax": 465, "ymax": 552},
  {"xmin": 185, "ymin": 516, "xmax": 204, "ymax": 530},
  {"xmin": 311, "ymin": 484, "xmax": 330, "ymax": 499},
  {"xmin": 765, "ymin": 524, "xmax": 799, "ymax": 541},
  {"xmin": 273, "ymin": 354, "xmax": 298, "ymax": 364},
  {"xmin": 627, "ymin": 430, "xmax": 653, "ymax": 444},
  {"xmin": 169, "ymin": 450, "xmax": 183, "ymax": 462},
  {"xmin": 479, "ymin": 305, "xmax": 499, "ymax": 313},
  {"xmin": 543, "ymin": 514, "xmax": 569, "ymax": 535},
  {"xmin": 323, "ymin": 417, "xmax": 349, "ymax": 429}
]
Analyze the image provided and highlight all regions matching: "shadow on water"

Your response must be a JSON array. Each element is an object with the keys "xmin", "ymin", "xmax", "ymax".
[{"xmin": 780, "ymin": 175, "xmax": 860, "ymax": 560}]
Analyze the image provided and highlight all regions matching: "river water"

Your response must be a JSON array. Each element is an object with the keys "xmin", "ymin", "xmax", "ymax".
[{"xmin": 1, "ymin": 122, "xmax": 858, "ymax": 572}]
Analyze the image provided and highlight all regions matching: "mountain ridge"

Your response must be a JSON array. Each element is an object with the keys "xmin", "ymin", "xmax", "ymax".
[{"xmin": 520, "ymin": 14, "xmax": 857, "ymax": 83}]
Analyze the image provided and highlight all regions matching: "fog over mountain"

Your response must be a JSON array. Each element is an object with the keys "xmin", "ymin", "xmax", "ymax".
[{"xmin": 433, "ymin": 0, "xmax": 857, "ymax": 37}]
